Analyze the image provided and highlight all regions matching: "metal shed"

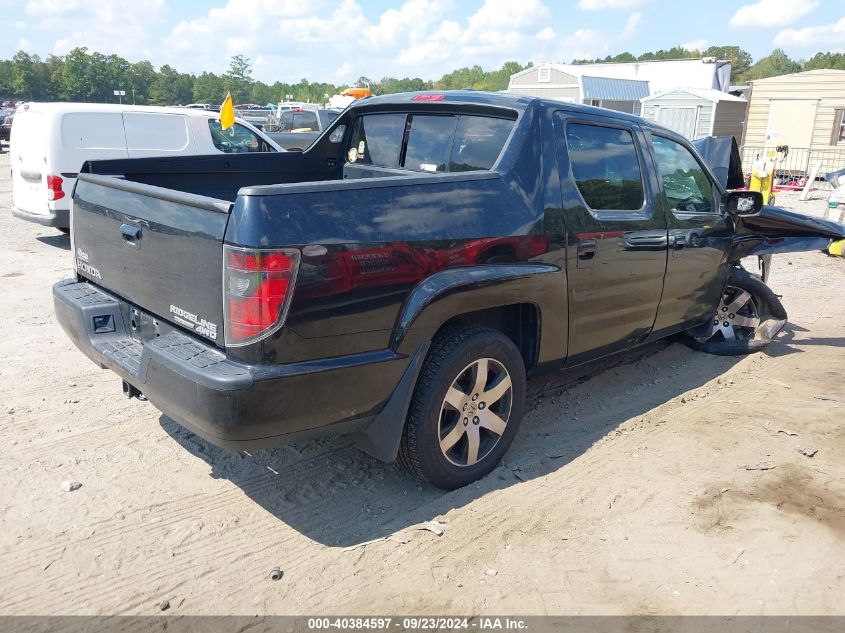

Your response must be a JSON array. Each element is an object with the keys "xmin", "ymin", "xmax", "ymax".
[
  {"xmin": 640, "ymin": 88, "xmax": 747, "ymax": 143},
  {"xmin": 507, "ymin": 64, "xmax": 649, "ymax": 114}
]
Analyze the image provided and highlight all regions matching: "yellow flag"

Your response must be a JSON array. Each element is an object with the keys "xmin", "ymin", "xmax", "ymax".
[{"xmin": 220, "ymin": 93, "xmax": 235, "ymax": 130}]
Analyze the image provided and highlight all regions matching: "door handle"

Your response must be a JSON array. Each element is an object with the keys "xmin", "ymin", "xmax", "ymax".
[
  {"xmin": 673, "ymin": 234, "xmax": 687, "ymax": 249},
  {"xmin": 120, "ymin": 223, "xmax": 142, "ymax": 247},
  {"xmin": 577, "ymin": 239, "xmax": 597, "ymax": 260}
]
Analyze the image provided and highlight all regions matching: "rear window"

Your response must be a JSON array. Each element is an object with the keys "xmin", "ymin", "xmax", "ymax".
[
  {"xmin": 61, "ymin": 113, "xmax": 126, "ymax": 150},
  {"xmin": 279, "ymin": 110, "xmax": 320, "ymax": 132},
  {"xmin": 123, "ymin": 113, "xmax": 189, "ymax": 151},
  {"xmin": 565, "ymin": 122, "xmax": 645, "ymax": 211},
  {"xmin": 347, "ymin": 113, "xmax": 513, "ymax": 172}
]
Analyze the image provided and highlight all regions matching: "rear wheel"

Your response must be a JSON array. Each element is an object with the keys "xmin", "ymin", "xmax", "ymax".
[
  {"xmin": 683, "ymin": 268, "xmax": 787, "ymax": 356},
  {"xmin": 398, "ymin": 326, "xmax": 526, "ymax": 489}
]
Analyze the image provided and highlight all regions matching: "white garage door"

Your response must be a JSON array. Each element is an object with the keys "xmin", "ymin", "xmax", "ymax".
[{"xmin": 655, "ymin": 106, "xmax": 699, "ymax": 140}]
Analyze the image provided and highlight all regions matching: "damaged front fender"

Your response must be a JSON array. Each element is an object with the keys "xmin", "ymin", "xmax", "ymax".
[{"xmin": 729, "ymin": 205, "xmax": 845, "ymax": 260}]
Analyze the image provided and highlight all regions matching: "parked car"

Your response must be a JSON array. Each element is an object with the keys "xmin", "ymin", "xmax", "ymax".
[
  {"xmin": 0, "ymin": 108, "xmax": 12, "ymax": 147},
  {"xmin": 54, "ymin": 91, "xmax": 845, "ymax": 489},
  {"xmin": 266, "ymin": 107, "xmax": 341, "ymax": 150},
  {"xmin": 9, "ymin": 103, "xmax": 283, "ymax": 230}
]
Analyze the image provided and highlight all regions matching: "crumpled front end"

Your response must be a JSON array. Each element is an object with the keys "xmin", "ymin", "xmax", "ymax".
[{"xmin": 730, "ymin": 205, "xmax": 845, "ymax": 261}]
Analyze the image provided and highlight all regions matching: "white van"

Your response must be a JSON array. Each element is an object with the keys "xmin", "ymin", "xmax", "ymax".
[{"xmin": 10, "ymin": 103, "xmax": 283, "ymax": 230}]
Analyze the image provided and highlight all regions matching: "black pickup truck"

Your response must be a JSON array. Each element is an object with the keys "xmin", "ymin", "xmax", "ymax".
[{"xmin": 54, "ymin": 91, "xmax": 845, "ymax": 489}]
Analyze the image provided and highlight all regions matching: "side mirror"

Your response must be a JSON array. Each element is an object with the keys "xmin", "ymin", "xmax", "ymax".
[{"xmin": 724, "ymin": 190, "xmax": 763, "ymax": 216}]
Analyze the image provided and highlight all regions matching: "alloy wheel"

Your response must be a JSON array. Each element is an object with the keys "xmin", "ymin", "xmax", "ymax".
[
  {"xmin": 696, "ymin": 285, "xmax": 761, "ymax": 343},
  {"xmin": 438, "ymin": 358, "xmax": 513, "ymax": 467}
]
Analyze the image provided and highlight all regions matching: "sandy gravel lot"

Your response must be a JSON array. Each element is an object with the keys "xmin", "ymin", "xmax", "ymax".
[{"xmin": 0, "ymin": 148, "xmax": 844, "ymax": 616}]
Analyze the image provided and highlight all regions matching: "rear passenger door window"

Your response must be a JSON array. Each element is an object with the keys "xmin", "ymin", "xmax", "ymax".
[
  {"xmin": 348, "ymin": 113, "xmax": 407, "ymax": 168},
  {"xmin": 565, "ymin": 122, "xmax": 645, "ymax": 211},
  {"xmin": 651, "ymin": 136, "xmax": 716, "ymax": 214}
]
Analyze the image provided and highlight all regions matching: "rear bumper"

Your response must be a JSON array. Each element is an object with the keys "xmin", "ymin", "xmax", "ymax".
[
  {"xmin": 53, "ymin": 279, "xmax": 413, "ymax": 451},
  {"xmin": 12, "ymin": 206, "xmax": 70, "ymax": 228}
]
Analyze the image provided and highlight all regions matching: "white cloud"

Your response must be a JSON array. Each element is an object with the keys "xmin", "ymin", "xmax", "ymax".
[
  {"xmin": 577, "ymin": 0, "xmax": 647, "ymax": 10},
  {"xmin": 774, "ymin": 16, "xmax": 845, "ymax": 48},
  {"xmin": 25, "ymin": 0, "xmax": 168, "ymax": 60},
  {"xmin": 163, "ymin": 0, "xmax": 561, "ymax": 83},
  {"xmin": 730, "ymin": 0, "xmax": 819, "ymax": 28},
  {"xmin": 556, "ymin": 29, "xmax": 610, "ymax": 62},
  {"xmin": 18, "ymin": 38, "xmax": 31, "ymax": 51},
  {"xmin": 622, "ymin": 12, "xmax": 642, "ymax": 39},
  {"xmin": 681, "ymin": 38, "xmax": 708, "ymax": 52}
]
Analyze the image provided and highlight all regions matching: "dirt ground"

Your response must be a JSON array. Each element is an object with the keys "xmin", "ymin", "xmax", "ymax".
[{"xmin": 0, "ymin": 148, "xmax": 844, "ymax": 616}]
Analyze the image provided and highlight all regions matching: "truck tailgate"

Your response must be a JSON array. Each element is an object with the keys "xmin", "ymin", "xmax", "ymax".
[{"xmin": 72, "ymin": 173, "xmax": 231, "ymax": 347}]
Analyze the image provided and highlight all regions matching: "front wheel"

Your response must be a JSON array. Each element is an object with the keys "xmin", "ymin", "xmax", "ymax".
[
  {"xmin": 683, "ymin": 268, "xmax": 787, "ymax": 356},
  {"xmin": 398, "ymin": 326, "xmax": 527, "ymax": 489}
]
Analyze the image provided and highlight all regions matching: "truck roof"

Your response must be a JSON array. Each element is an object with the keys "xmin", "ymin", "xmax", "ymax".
[{"xmin": 349, "ymin": 90, "xmax": 648, "ymax": 125}]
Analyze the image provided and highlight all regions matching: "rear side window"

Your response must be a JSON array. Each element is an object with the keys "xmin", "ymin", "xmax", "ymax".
[
  {"xmin": 348, "ymin": 113, "xmax": 407, "ymax": 168},
  {"xmin": 123, "ymin": 113, "xmax": 189, "ymax": 151},
  {"xmin": 61, "ymin": 113, "xmax": 126, "ymax": 150},
  {"xmin": 450, "ymin": 116, "xmax": 513, "ymax": 172},
  {"xmin": 347, "ymin": 113, "xmax": 514, "ymax": 172},
  {"xmin": 565, "ymin": 122, "xmax": 645, "ymax": 211},
  {"xmin": 404, "ymin": 115, "xmax": 456, "ymax": 172}
]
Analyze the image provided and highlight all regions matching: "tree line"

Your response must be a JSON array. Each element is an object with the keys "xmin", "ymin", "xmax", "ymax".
[
  {"xmin": 2, "ymin": 45, "xmax": 844, "ymax": 106},
  {"xmin": 574, "ymin": 45, "xmax": 845, "ymax": 83}
]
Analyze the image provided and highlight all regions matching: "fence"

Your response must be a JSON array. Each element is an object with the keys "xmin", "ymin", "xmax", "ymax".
[{"xmin": 739, "ymin": 145, "xmax": 845, "ymax": 191}]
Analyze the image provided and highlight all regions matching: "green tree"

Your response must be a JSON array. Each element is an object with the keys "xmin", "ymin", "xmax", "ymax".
[
  {"xmin": 740, "ymin": 48, "xmax": 801, "ymax": 82},
  {"xmin": 804, "ymin": 52, "xmax": 845, "ymax": 71},
  {"xmin": 0, "ymin": 60, "xmax": 14, "ymax": 97},
  {"xmin": 12, "ymin": 51, "xmax": 36, "ymax": 99},
  {"xmin": 703, "ymin": 45, "xmax": 753, "ymax": 79},
  {"xmin": 223, "ymin": 54, "xmax": 252, "ymax": 102},
  {"xmin": 62, "ymin": 47, "xmax": 93, "ymax": 100},
  {"xmin": 150, "ymin": 64, "xmax": 182, "ymax": 104},
  {"xmin": 193, "ymin": 71, "xmax": 224, "ymax": 104},
  {"xmin": 127, "ymin": 60, "xmax": 156, "ymax": 104}
]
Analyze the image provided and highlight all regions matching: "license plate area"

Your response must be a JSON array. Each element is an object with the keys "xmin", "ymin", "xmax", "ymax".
[{"xmin": 120, "ymin": 304, "xmax": 162, "ymax": 344}]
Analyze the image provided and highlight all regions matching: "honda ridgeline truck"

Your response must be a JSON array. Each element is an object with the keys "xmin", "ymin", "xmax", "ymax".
[{"xmin": 54, "ymin": 91, "xmax": 845, "ymax": 489}]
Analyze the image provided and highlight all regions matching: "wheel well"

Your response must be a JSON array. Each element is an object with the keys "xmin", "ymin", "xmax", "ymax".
[{"xmin": 437, "ymin": 303, "xmax": 539, "ymax": 369}]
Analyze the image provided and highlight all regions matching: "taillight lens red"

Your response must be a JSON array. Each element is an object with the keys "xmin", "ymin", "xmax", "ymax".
[
  {"xmin": 46, "ymin": 174, "xmax": 64, "ymax": 201},
  {"xmin": 224, "ymin": 246, "xmax": 301, "ymax": 347}
]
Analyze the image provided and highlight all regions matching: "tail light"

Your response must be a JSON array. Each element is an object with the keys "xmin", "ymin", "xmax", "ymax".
[
  {"xmin": 223, "ymin": 245, "xmax": 300, "ymax": 347},
  {"xmin": 46, "ymin": 174, "xmax": 65, "ymax": 201}
]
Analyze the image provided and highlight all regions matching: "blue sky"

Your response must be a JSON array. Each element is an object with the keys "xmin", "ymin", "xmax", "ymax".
[{"xmin": 1, "ymin": 0, "xmax": 843, "ymax": 83}]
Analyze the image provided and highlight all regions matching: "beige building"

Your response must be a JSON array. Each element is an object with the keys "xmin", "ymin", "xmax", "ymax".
[
  {"xmin": 507, "ymin": 64, "xmax": 649, "ymax": 114},
  {"xmin": 743, "ymin": 69, "xmax": 845, "ymax": 150}
]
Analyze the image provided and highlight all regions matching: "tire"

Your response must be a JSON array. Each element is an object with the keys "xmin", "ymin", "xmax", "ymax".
[
  {"xmin": 683, "ymin": 267, "xmax": 787, "ymax": 356},
  {"xmin": 398, "ymin": 326, "xmax": 527, "ymax": 489}
]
